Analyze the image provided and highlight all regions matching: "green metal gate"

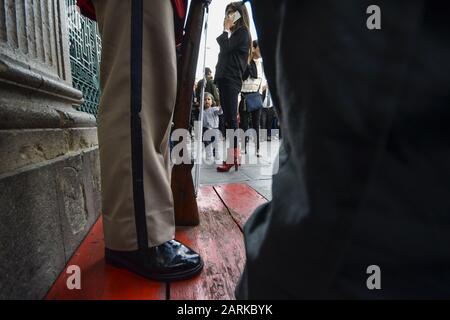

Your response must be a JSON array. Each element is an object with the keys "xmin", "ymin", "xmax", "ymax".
[{"xmin": 66, "ymin": 0, "xmax": 102, "ymax": 116}]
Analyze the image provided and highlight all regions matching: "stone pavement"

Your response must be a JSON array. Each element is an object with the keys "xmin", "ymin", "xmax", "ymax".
[{"xmin": 192, "ymin": 138, "xmax": 280, "ymax": 201}]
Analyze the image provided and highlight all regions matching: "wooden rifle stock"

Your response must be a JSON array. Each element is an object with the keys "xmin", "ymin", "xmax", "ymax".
[{"xmin": 171, "ymin": 0, "xmax": 209, "ymax": 226}]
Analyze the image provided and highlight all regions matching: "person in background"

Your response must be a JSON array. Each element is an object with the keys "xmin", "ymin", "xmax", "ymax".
[
  {"xmin": 215, "ymin": 1, "xmax": 252, "ymax": 172},
  {"xmin": 76, "ymin": 0, "xmax": 203, "ymax": 281},
  {"xmin": 202, "ymin": 92, "xmax": 223, "ymax": 162},
  {"xmin": 196, "ymin": 67, "xmax": 223, "ymax": 140},
  {"xmin": 196, "ymin": 67, "xmax": 220, "ymax": 106},
  {"xmin": 240, "ymin": 40, "xmax": 266, "ymax": 155}
]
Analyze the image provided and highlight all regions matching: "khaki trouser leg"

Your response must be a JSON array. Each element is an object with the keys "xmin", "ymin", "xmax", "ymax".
[{"xmin": 93, "ymin": 0, "xmax": 176, "ymax": 251}]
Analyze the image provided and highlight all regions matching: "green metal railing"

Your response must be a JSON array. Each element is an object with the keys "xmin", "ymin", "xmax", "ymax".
[{"xmin": 66, "ymin": 0, "xmax": 102, "ymax": 116}]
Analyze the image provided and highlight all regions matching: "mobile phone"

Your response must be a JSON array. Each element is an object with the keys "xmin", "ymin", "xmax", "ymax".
[{"xmin": 232, "ymin": 11, "xmax": 241, "ymax": 23}]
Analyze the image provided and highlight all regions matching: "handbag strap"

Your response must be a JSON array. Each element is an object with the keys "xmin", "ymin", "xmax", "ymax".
[
  {"xmin": 256, "ymin": 60, "xmax": 264, "ymax": 93},
  {"xmin": 257, "ymin": 77, "xmax": 263, "ymax": 93}
]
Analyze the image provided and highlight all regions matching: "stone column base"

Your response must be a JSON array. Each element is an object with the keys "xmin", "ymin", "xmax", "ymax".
[
  {"xmin": 0, "ymin": 0, "xmax": 102, "ymax": 299},
  {"xmin": 0, "ymin": 147, "xmax": 101, "ymax": 299}
]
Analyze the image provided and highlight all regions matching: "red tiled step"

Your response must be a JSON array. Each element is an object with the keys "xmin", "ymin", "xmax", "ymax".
[
  {"xmin": 46, "ymin": 184, "xmax": 267, "ymax": 300},
  {"xmin": 45, "ymin": 218, "xmax": 166, "ymax": 300},
  {"xmin": 214, "ymin": 183, "xmax": 268, "ymax": 230}
]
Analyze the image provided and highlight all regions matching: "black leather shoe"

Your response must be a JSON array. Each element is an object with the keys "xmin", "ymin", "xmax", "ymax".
[{"xmin": 105, "ymin": 240, "xmax": 203, "ymax": 281}]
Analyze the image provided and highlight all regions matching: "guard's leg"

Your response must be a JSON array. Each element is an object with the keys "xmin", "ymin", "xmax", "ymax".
[
  {"xmin": 93, "ymin": 0, "xmax": 202, "ymax": 281},
  {"xmin": 94, "ymin": 0, "xmax": 175, "ymax": 250}
]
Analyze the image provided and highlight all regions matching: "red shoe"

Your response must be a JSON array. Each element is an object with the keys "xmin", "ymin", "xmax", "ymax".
[{"xmin": 217, "ymin": 148, "xmax": 241, "ymax": 172}]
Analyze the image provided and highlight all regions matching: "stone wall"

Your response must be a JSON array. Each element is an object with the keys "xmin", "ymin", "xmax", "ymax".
[{"xmin": 0, "ymin": 0, "xmax": 100, "ymax": 299}]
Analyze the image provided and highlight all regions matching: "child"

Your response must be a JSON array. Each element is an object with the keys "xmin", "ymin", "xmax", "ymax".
[{"xmin": 202, "ymin": 92, "xmax": 223, "ymax": 162}]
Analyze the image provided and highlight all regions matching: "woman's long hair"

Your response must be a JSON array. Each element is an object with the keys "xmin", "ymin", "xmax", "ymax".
[{"xmin": 225, "ymin": 1, "xmax": 252, "ymax": 63}]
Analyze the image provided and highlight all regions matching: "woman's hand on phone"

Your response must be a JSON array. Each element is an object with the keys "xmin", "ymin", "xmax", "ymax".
[{"xmin": 224, "ymin": 14, "xmax": 234, "ymax": 31}]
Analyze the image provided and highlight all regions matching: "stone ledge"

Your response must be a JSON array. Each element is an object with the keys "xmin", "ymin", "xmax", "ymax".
[
  {"xmin": 0, "ymin": 86, "xmax": 96, "ymax": 130},
  {"xmin": 0, "ymin": 54, "xmax": 83, "ymax": 104},
  {"xmin": 0, "ymin": 127, "xmax": 98, "ymax": 175}
]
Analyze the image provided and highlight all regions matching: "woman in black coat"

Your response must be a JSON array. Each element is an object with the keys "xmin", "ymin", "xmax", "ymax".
[{"xmin": 215, "ymin": 1, "xmax": 252, "ymax": 172}]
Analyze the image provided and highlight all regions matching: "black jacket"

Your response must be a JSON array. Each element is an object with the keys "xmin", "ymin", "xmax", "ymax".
[
  {"xmin": 237, "ymin": 0, "xmax": 450, "ymax": 299},
  {"xmin": 215, "ymin": 26, "xmax": 250, "ymax": 86}
]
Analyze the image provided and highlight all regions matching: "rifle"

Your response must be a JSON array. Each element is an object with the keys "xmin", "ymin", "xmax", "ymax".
[{"xmin": 171, "ymin": 0, "xmax": 211, "ymax": 226}]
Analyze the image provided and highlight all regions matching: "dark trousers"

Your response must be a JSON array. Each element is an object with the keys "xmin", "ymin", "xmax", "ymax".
[
  {"xmin": 202, "ymin": 127, "xmax": 216, "ymax": 156},
  {"xmin": 218, "ymin": 114, "xmax": 226, "ymax": 137},
  {"xmin": 239, "ymin": 97, "xmax": 262, "ymax": 152},
  {"xmin": 260, "ymin": 107, "xmax": 275, "ymax": 139},
  {"xmin": 217, "ymin": 79, "xmax": 241, "ymax": 149},
  {"xmin": 237, "ymin": 0, "xmax": 450, "ymax": 299}
]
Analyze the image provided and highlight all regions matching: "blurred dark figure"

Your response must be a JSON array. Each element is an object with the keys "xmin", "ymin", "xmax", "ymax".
[{"xmin": 237, "ymin": 0, "xmax": 450, "ymax": 299}]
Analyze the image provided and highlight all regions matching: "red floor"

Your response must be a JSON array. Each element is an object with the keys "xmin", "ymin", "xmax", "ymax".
[{"xmin": 45, "ymin": 183, "xmax": 267, "ymax": 300}]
